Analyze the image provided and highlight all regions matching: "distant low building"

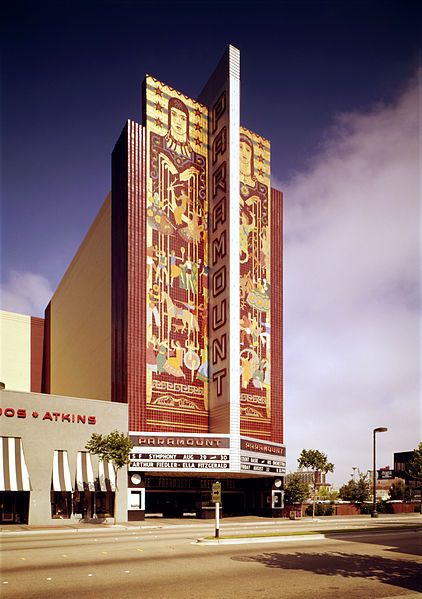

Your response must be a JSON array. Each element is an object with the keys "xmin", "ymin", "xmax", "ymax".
[
  {"xmin": 394, "ymin": 451, "xmax": 421, "ymax": 500},
  {"xmin": 370, "ymin": 468, "xmax": 392, "ymax": 500},
  {"xmin": 285, "ymin": 470, "xmax": 330, "ymax": 491}
]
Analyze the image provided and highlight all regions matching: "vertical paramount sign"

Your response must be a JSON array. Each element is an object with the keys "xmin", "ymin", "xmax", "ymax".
[
  {"xmin": 199, "ymin": 46, "xmax": 240, "ymax": 436},
  {"xmin": 131, "ymin": 45, "xmax": 279, "ymax": 445}
]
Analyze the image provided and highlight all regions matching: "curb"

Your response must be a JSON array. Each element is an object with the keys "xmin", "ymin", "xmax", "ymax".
[
  {"xmin": 195, "ymin": 534, "xmax": 327, "ymax": 545},
  {"xmin": 194, "ymin": 525, "xmax": 421, "ymax": 546}
]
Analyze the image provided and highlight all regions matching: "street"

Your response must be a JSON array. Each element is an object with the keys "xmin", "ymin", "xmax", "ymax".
[{"xmin": 1, "ymin": 517, "xmax": 421, "ymax": 598}]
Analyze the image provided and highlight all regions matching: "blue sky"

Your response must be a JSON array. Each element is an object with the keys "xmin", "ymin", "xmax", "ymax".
[{"xmin": 1, "ymin": 0, "xmax": 420, "ymax": 485}]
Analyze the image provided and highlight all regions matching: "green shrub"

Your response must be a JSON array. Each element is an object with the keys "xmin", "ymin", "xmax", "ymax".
[
  {"xmin": 360, "ymin": 501, "xmax": 397, "ymax": 514},
  {"xmin": 376, "ymin": 501, "xmax": 394, "ymax": 514},
  {"xmin": 305, "ymin": 503, "xmax": 334, "ymax": 516}
]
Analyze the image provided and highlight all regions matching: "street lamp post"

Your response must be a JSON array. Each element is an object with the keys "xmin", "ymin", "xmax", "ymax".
[{"xmin": 372, "ymin": 427, "xmax": 388, "ymax": 518}]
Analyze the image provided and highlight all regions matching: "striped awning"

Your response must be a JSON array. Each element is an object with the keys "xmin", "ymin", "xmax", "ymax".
[
  {"xmin": 52, "ymin": 450, "xmax": 73, "ymax": 492},
  {"xmin": 98, "ymin": 460, "xmax": 116, "ymax": 492},
  {"xmin": 76, "ymin": 451, "xmax": 95, "ymax": 492},
  {"xmin": 0, "ymin": 437, "xmax": 31, "ymax": 491}
]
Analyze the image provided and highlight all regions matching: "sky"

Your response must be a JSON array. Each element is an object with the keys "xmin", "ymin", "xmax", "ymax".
[{"xmin": 1, "ymin": 0, "xmax": 421, "ymax": 487}]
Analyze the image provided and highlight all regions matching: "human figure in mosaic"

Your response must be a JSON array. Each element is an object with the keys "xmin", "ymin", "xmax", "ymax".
[
  {"xmin": 197, "ymin": 346, "xmax": 208, "ymax": 382},
  {"xmin": 239, "ymin": 130, "xmax": 271, "ymax": 428},
  {"xmin": 146, "ymin": 336, "xmax": 158, "ymax": 371},
  {"xmin": 164, "ymin": 340, "xmax": 185, "ymax": 378},
  {"xmin": 180, "ymin": 258, "xmax": 193, "ymax": 292},
  {"xmin": 240, "ymin": 134, "xmax": 257, "ymax": 188},
  {"xmin": 155, "ymin": 249, "xmax": 169, "ymax": 285},
  {"xmin": 173, "ymin": 192, "xmax": 187, "ymax": 225},
  {"xmin": 147, "ymin": 286, "xmax": 160, "ymax": 329},
  {"xmin": 169, "ymin": 250, "xmax": 182, "ymax": 287},
  {"xmin": 147, "ymin": 87, "xmax": 208, "ymax": 416},
  {"xmin": 146, "ymin": 244, "xmax": 158, "ymax": 280},
  {"xmin": 165, "ymin": 98, "xmax": 193, "ymax": 157}
]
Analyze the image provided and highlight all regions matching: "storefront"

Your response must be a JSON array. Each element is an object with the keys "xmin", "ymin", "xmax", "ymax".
[
  {"xmin": 0, "ymin": 389, "xmax": 127, "ymax": 525},
  {"xmin": 0, "ymin": 436, "xmax": 31, "ymax": 524}
]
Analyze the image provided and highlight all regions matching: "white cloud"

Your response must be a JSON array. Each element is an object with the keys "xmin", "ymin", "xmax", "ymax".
[
  {"xmin": 0, "ymin": 270, "xmax": 53, "ymax": 317},
  {"xmin": 282, "ymin": 72, "xmax": 421, "ymax": 487}
]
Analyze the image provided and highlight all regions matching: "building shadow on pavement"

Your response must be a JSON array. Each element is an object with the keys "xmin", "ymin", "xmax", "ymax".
[{"xmin": 232, "ymin": 552, "xmax": 422, "ymax": 593}]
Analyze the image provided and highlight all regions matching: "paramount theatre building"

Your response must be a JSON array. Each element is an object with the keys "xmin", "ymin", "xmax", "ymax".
[{"xmin": 1, "ymin": 46, "xmax": 285, "ymax": 522}]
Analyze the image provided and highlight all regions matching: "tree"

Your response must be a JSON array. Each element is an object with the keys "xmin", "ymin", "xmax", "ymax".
[
  {"xmin": 339, "ymin": 470, "xmax": 370, "ymax": 504},
  {"xmin": 284, "ymin": 473, "xmax": 309, "ymax": 505},
  {"xmin": 86, "ymin": 431, "xmax": 133, "ymax": 524},
  {"xmin": 406, "ymin": 442, "xmax": 422, "ymax": 481},
  {"xmin": 389, "ymin": 479, "xmax": 405, "ymax": 500},
  {"xmin": 406, "ymin": 442, "xmax": 422, "ymax": 503},
  {"xmin": 317, "ymin": 485, "xmax": 339, "ymax": 502},
  {"xmin": 298, "ymin": 449, "xmax": 334, "ymax": 519}
]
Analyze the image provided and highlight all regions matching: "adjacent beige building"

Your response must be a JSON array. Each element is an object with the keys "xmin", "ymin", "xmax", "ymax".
[
  {"xmin": 1, "ymin": 389, "xmax": 127, "ymax": 525},
  {"xmin": 48, "ymin": 195, "xmax": 112, "ymax": 401}
]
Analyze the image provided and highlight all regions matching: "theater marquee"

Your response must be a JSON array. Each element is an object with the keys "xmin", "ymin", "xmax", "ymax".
[{"xmin": 129, "ymin": 433, "xmax": 285, "ymax": 475}]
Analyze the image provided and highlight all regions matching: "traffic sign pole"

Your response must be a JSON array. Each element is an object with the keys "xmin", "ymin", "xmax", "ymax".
[{"xmin": 212, "ymin": 481, "xmax": 221, "ymax": 539}]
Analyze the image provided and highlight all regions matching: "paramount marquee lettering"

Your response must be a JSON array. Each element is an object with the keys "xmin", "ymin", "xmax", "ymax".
[
  {"xmin": 241, "ymin": 439, "xmax": 286, "ymax": 456},
  {"xmin": 132, "ymin": 435, "xmax": 230, "ymax": 448},
  {"xmin": 0, "ymin": 407, "xmax": 96, "ymax": 425}
]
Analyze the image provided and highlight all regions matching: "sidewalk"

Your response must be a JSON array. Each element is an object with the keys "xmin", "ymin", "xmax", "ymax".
[
  {"xmin": 1, "ymin": 512, "xmax": 420, "ymax": 536},
  {"xmin": 2, "ymin": 515, "xmax": 268, "ymax": 535}
]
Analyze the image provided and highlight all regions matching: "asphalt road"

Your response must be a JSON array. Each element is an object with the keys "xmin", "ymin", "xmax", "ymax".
[{"xmin": 1, "ymin": 519, "xmax": 421, "ymax": 599}]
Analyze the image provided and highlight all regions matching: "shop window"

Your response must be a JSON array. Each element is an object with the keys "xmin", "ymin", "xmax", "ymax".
[
  {"xmin": 73, "ymin": 490, "xmax": 95, "ymax": 519},
  {"xmin": 95, "ymin": 492, "xmax": 115, "ymax": 517},
  {"xmin": 0, "ymin": 492, "xmax": 30, "ymax": 524},
  {"xmin": 50, "ymin": 491, "xmax": 72, "ymax": 519}
]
